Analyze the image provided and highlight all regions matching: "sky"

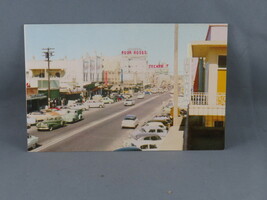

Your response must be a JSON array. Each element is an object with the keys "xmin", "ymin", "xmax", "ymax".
[{"xmin": 24, "ymin": 24, "xmax": 209, "ymax": 74}]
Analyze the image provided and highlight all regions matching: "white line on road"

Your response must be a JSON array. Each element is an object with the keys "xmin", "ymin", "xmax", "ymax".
[{"xmin": 31, "ymin": 95, "xmax": 163, "ymax": 152}]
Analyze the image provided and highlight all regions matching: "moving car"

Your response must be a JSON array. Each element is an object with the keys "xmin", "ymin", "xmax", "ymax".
[
  {"xmin": 124, "ymin": 99, "xmax": 135, "ymax": 106},
  {"xmin": 27, "ymin": 134, "xmax": 38, "ymax": 150},
  {"xmin": 131, "ymin": 126, "xmax": 168, "ymax": 138},
  {"xmin": 36, "ymin": 116, "xmax": 65, "ymax": 131},
  {"xmin": 86, "ymin": 100, "xmax": 105, "ymax": 108},
  {"xmin": 102, "ymin": 97, "xmax": 114, "ymax": 104},
  {"xmin": 121, "ymin": 115, "xmax": 139, "ymax": 128},
  {"xmin": 137, "ymin": 93, "xmax": 145, "ymax": 99}
]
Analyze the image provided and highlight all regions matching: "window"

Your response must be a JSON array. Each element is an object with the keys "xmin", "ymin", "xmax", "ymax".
[
  {"xmin": 218, "ymin": 56, "xmax": 227, "ymax": 68},
  {"xmin": 157, "ymin": 129, "xmax": 163, "ymax": 133},
  {"xmin": 151, "ymin": 136, "xmax": 161, "ymax": 141},
  {"xmin": 149, "ymin": 129, "xmax": 156, "ymax": 133},
  {"xmin": 144, "ymin": 137, "xmax": 150, "ymax": 140},
  {"xmin": 140, "ymin": 145, "xmax": 148, "ymax": 149},
  {"xmin": 150, "ymin": 145, "xmax": 157, "ymax": 149}
]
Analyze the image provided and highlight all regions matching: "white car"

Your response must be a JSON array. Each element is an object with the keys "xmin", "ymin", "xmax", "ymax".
[
  {"xmin": 27, "ymin": 111, "xmax": 49, "ymax": 122},
  {"xmin": 86, "ymin": 100, "xmax": 105, "ymax": 108},
  {"xmin": 124, "ymin": 134, "xmax": 163, "ymax": 151},
  {"xmin": 102, "ymin": 97, "xmax": 114, "ymax": 104},
  {"xmin": 69, "ymin": 103, "xmax": 89, "ymax": 111},
  {"xmin": 92, "ymin": 95, "xmax": 103, "ymax": 101},
  {"xmin": 137, "ymin": 93, "xmax": 145, "ymax": 99},
  {"xmin": 142, "ymin": 122, "xmax": 167, "ymax": 130},
  {"xmin": 27, "ymin": 134, "xmax": 38, "ymax": 150},
  {"xmin": 124, "ymin": 99, "xmax": 135, "ymax": 106},
  {"xmin": 121, "ymin": 115, "xmax": 139, "ymax": 128},
  {"xmin": 131, "ymin": 126, "xmax": 168, "ymax": 138},
  {"xmin": 27, "ymin": 115, "xmax": 36, "ymax": 126}
]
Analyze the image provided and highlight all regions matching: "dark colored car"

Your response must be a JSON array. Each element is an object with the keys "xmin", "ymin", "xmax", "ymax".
[{"xmin": 114, "ymin": 147, "xmax": 142, "ymax": 151}]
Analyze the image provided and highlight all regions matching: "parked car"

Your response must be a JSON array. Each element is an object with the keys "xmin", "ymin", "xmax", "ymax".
[
  {"xmin": 60, "ymin": 109, "xmax": 83, "ymax": 123},
  {"xmin": 86, "ymin": 100, "xmax": 105, "ymax": 108},
  {"xmin": 121, "ymin": 115, "xmax": 139, "ymax": 128},
  {"xmin": 124, "ymin": 99, "xmax": 135, "ymax": 106},
  {"xmin": 147, "ymin": 119, "xmax": 171, "ymax": 129},
  {"xmin": 137, "ymin": 93, "xmax": 145, "ymax": 99},
  {"xmin": 102, "ymin": 97, "xmax": 114, "ymax": 104},
  {"xmin": 124, "ymin": 134, "xmax": 163, "ymax": 151},
  {"xmin": 144, "ymin": 91, "xmax": 151, "ymax": 95},
  {"xmin": 142, "ymin": 121, "xmax": 167, "ymax": 130},
  {"xmin": 92, "ymin": 95, "xmax": 103, "ymax": 101},
  {"xmin": 69, "ymin": 103, "xmax": 89, "ymax": 111},
  {"xmin": 27, "ymin": 134, "xmax": 38, "ymax": 150},
  {"xmin": 36, "ymin": 116, "xmax": 65, "ymax": 131},
  {"xmin": 27, "ymin": 115, "xmax": 36, "ymax": 126},
  {"xmin": 131, "ymin": 126, "xmax": 168, "ymax": 138},
  {"xmin": 27, "ymin": 111, "xmax": 49, "ymax": 122}
]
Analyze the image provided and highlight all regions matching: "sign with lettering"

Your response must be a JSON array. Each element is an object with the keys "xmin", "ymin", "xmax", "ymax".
[
  {"xmin": 149, "ymin": 64, "xmax": 169, "ymax": 68},
  {"xmin": 121, "ymin": 50, "xmax": 147, "ymax": 55}
]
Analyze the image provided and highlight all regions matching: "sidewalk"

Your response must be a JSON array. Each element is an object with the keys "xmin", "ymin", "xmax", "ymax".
[{"xmin": 158, "ymin": 117, "xmax": 184, "ymax": 151}]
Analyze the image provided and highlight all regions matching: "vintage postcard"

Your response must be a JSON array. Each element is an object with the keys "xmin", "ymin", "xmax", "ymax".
[{"xmin": 25, "ymin": 24, "xmax": 228, "ymax": 152}]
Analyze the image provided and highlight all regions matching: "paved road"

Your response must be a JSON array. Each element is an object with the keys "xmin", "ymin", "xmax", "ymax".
[{"xmin": 29, "ymin": 93, "xmax": 171, "ymax": 152}]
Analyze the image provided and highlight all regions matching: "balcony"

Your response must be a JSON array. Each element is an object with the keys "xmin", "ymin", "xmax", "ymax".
[
  {"xmin": 189, "ymin": 92, "xmax": 226, "ymax": 116},
  {"xmin": 190, "ymin": 92, "xmax": 226, "ymax": 106}
]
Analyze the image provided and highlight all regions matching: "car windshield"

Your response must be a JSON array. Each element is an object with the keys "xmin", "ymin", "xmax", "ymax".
[{"xmin": 124, "ymin": 115, "xmax": 136, "ymax": 120}]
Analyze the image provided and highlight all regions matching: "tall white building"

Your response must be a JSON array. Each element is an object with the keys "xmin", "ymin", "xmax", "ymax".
[{"xmin": 120, "ymin": 48, "xmax": 149, "ymax": 85}]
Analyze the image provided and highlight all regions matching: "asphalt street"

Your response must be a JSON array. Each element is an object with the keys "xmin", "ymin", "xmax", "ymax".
[{"xmin": 29, "ymin": 93, "xmax": 171, "ymax": 152}]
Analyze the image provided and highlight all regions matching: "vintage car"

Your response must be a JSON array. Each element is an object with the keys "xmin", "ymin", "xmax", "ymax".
[
  {"xmin": 102, "ymin": 97, "xmax": 114, "ymax": 104},
  {"xmin": 137, "ymin": 93, "xmax": 145, "ymax": 99},
  {"xmin": 124, "ymin": 99, "xmax": 135, "ymax": 106},
  {"xmin": 36, "ymin": 116, "xmax": 65, "ymax": 131},
  {"xmin": 130, "ymin": 126, "xmax": 168, "ymax": 139},
  {"xmin": 69, "ymin": 103, "xmax": 89, "ymax": 111},
  {"xmin": 27, "ymin": 111, "xmax": 48, "ymax": 122},
  {"xmin": 123, "ymin": 134, "xmax": 163, "ymax": 151},
  {"xmin": 85, "ymin": 100, "xmax": 105, "ymax": 108},
  {"xmin": 121, "ymin": 115, "xmax": 139, "ymax": 128},
  {"xmin": 60, "ymin": 109, "xmax": 83, "ymax": 123},
  {"xmin": 27, "ymin": 134, "xmax": 39, "ymax": 150}
]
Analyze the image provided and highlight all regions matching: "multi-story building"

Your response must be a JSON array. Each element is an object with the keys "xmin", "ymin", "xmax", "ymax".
[
  {"xmin": 120, "ymin": 48, "xmax": 149, "ymax": 86},
  {"xmin": 188, "ymin": 24, "xmax": 227, "ymax": 128},
  {"xmin": 26, "ymin": 54, "xmax": 103, "ymax": 89},
  {"xmin": 102, "ymin": 56, "xmax": 121, "ymax": 85},
  {"xmin": 185, "ymin": 24, "xmax": 227, "ymax": 150}
]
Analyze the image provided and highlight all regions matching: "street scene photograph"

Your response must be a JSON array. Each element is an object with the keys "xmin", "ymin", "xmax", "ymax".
[{"xmin": 24, "ymin": 23, "xmax": 228, "ymax": 152}]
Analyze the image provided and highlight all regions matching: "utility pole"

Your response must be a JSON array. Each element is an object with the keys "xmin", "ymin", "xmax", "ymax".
[
  {"xmin": 42, "ymin": 48, "xmax": 54, "ymax": 108},
  {"xmin": 173, "ymin": 24, "xmax": 179, "ymax": 127}
]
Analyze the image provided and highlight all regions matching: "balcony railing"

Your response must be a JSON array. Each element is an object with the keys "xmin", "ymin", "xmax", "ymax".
[
  {"xmin": 191, "ymin": 92, "xmax": 226, "ymax": 105},
  {"xmin": 191, "ymin": 92, "xmax": 208, "ymax": 105}
]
